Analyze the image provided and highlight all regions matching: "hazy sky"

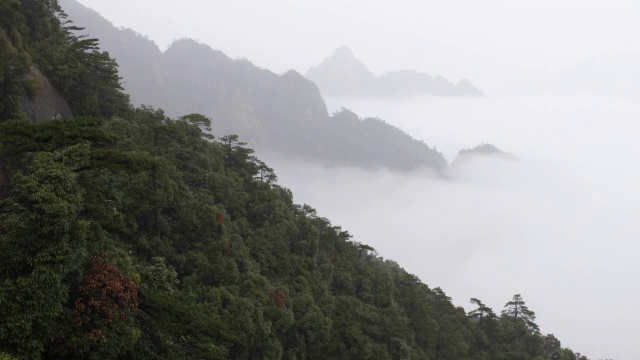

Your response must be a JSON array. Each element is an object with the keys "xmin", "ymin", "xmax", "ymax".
[{"xmin": 74, "ymin": 0, "xmax": 640, "ymax": 95}]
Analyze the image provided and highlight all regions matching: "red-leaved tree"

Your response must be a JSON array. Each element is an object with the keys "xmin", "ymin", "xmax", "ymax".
[
  {"xmin": 73, "ymin": 255, "xmax": 138, "ymax": 342},
  {"xmin": 271, "ymin": 289, "xmax": 286, "ymax": 309}
]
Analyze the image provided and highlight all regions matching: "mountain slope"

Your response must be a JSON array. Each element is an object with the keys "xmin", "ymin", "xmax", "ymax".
[{"xmin": 59, "ymin": 0, "xmax": 446, "ymax": 172}]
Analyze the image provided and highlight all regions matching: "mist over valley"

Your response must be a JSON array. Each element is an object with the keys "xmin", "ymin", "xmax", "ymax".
[{"xmin": 267, "ymin": 94, "xmax": 640, "ymax": 360}]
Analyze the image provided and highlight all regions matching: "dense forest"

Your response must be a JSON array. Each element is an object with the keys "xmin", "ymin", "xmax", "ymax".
[{"xmin": 0, "ymin": 1, "xmax": 590, "ymax": 359}]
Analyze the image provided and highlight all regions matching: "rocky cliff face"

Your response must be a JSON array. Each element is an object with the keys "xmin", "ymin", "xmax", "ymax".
[
  {"xmin": 306, "ymin": 46, "xmax": 483, "ymax": 97},
  {"xmin": 18, "ymin": 66, "xmax": 74, "ymax": 123}
]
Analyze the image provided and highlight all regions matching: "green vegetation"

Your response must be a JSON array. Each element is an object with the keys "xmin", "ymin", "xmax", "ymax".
[{"xmin": 0, "ymin": 1, "xmax": 589, "ymax": 359}]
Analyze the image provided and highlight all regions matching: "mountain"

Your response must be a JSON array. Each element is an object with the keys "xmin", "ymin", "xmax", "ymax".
[
  {"xmin": 451, "ymin": 143, "xmax": 515, "ymax": 167},
  {"xmin": 305, "ymin": 46, "xmax": 377, "ymax": 97},
  {"xmin": 306, "ymin": 46, "xmax": 484, "ymax": 97},
  {"xmin": 0, "ymin": 1, "xmax": 589, "ymax": 359},
  {"xmin": 58, "ymin": 0, "xmax": 446, "ymax": 172}
]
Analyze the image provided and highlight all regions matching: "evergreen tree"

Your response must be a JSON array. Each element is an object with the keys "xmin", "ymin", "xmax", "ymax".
[
  {"xmin": 468, "ymin": 297, "xmax": 496, "ymax": 326},
  {"xmin": 502, "ymin": 294, "xmax": 540, "ymax": 333}
]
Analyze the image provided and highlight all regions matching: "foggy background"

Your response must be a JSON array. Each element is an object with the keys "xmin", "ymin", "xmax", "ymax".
[
  {"xmin": 75, "ymin": 1, "xmax": 640, "ymax": 359},
  {"xmin": 268, "ymin": 95, "xmax": 640, "ymax": 360}
]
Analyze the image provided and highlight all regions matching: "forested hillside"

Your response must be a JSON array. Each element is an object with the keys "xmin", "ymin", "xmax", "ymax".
[
  {"xmin": 0, "ymin": 1, "xmax": 589, "ymax": 359},
  {"xmin": 57, "ymin": 0, "xmax": 446, "ymax": 172}
]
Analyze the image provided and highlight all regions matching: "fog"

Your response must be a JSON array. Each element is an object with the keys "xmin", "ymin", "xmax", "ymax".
[
  {"xmin": 71, "ymin": 1, "xmax": 640, "ymax": 358},
  {"xmin": 262, "ymin": 95, "xmax": 640, "ymax": 360}
]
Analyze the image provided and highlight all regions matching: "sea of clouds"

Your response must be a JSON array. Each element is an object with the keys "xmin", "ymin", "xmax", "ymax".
[{"xmin": 261, "ymin": 94, "xmax": 640, "ymax": 360}]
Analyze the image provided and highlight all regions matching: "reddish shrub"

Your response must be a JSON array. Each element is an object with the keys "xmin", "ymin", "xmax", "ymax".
[
  {"xmin": 73, "ymin": 255, "xmax": 138, "ymax": 341},
  {"xmin": 270, "ymin": 290, "xmax": 286, "ymax": 309},
  {"xmin": 215, "ymin": 212, "xmax": 225, "ymax": 224}
]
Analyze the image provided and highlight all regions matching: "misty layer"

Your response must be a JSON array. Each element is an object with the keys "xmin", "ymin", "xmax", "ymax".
[{"xmin": 310, "ymin": 94, "xmax": 640, "ymax": 360}]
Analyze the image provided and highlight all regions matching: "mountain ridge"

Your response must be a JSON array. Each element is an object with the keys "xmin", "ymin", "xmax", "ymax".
[
  {"xmin": 306, "ymin": 46, "xmax": 484, "ymax": 97},
  {"xmin": 58, "ymin": 0, "xmax": 447, "ymax": 172}
]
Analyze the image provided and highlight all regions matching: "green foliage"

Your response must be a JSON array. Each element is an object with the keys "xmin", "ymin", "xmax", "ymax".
[
  {"xmin": 138, "ymin": 257, "xmax": 179, "ymax": 293},
  {"xmin": 502, "ymin": 294, "xmax": 540, "ymax": 333},
  {"xmin": 69, "ymin": 254, "xmax": 140, "ymax": 359},
  {"xmin": 0, "ymin": 144, "xmax": 90, "ymax": 358},
  {"xmin": 0, "ymin": 97, "xmax": 590, "ymax": 360},
  {"xmin": 0, "ymin": 37, "xmax": 28, "ymax": 120}
]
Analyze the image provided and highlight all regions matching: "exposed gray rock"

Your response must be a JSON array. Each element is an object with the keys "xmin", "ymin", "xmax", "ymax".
[{"xmin": 18, "ymin": 66, "xmax": 74, "ymax": 123}]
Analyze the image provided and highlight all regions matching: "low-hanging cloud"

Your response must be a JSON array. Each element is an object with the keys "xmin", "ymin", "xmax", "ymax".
[{"xmin": 260, "ymin": 94, "xmax": 640, "ymax": 360}]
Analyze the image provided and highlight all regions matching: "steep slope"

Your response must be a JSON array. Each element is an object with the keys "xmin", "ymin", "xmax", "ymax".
[
  {"xmin": 17, "ymin": 66, "xmax": 74, "ymax": 122},
  {"xmin": 59, "ymin": 0, "xmax": 446, "ymax": 172},
  {"xmin": 306, "ymin": 46, "xmax": 484, "ymax": 97}
]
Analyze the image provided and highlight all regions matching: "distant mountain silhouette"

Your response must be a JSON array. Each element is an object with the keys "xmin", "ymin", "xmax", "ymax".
[
  {"xmin": 306, "ymin": 46, "xmax": 483, "ymax": 97},
  {"xmin": 450, "ymin": 143, "xmax": 515, "ymax": 168},
  {"xmin": 59, "ymin": 0, "xmax": 446, "ymax": 171}
]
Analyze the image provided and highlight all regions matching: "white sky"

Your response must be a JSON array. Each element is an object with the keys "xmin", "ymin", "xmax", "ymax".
[{"xmin": 74, "ymin": 0, "xmax": 640, "ymax": 95}]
